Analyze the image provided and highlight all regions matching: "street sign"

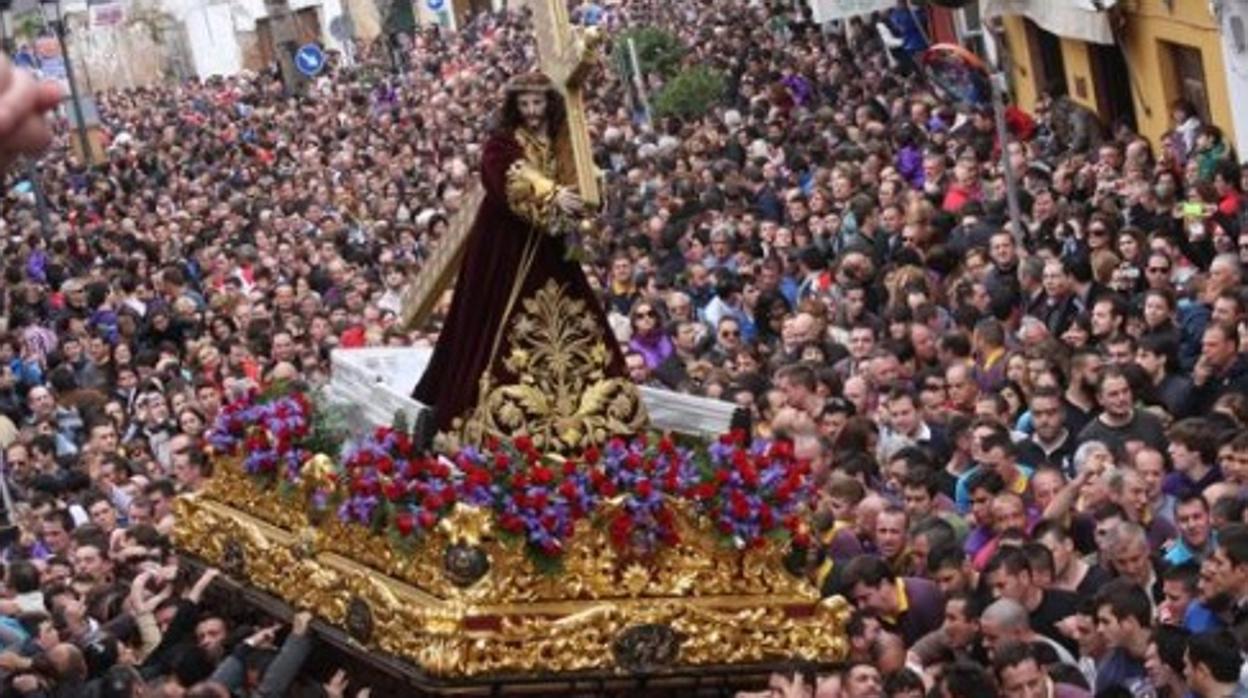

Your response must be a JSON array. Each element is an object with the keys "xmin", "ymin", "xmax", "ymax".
[
  {"xmin": 329, "ymin": 15, "xmax": 352, "ymax": 41},
  {"xmin": 294, "ymin": 43, "xmax": 326, "ymax": 77},
  {"xmin": 427, "ymin": 0, "xmax": 445, "ymax": 11}
]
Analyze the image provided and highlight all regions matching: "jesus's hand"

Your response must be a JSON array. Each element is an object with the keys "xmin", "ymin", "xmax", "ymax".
[{"xmin": 554, "ymin": 187, "xmax": 584, "ymax": 216}]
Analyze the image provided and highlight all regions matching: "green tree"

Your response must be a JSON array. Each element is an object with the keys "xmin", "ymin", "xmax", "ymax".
[
  {"xmin": 612, "ymin": 26, "xmax": 684, "ymax": 81},
  {"xmin": 652, "ymin": 66, "xmax": 726, "ymax": 119}
]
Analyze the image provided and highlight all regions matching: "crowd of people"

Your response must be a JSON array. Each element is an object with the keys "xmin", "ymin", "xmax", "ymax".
[{"xmin": 0, "ymin": 0, "xmax": 1245, "ymax": 694}]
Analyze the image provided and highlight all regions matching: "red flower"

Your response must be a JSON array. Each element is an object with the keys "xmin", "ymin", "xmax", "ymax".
[
  {"xmin": 395, "ymin": 512, "xmax": 415, "ymax": 537},
  {"xmin": 514, "ymin": 435, "xmax": 534, "ymax": 453},
  {"xmin": 376, "ymin": 456, "xmax": 394, "ymax": 475},
  {"xmin": 532, "ymin": 466, "xmax": 555, "ymax": 485},
  {"xmin": 609, "ymin": 513, "xmax": 632, "ymax": 546},
  {"xmin": 559, "ymin": 480, "xmax": 578, "ymax": 500},
  {"xmin": 562, "ymin": 459, "xmax": 578, "ymax": 476},
  {"xmin": 636, "ymin": 479, "xmax": 653, "ymax": 498},
  {"xmin": 501, "ymin": 514, "xmax": 524, "ymax": 534},
  {"xmin": 394, "ymin": 433, "xmax": 412, "ymax": 455},
  {"xmin": 513, "ymin": 473, "xmax": 530, "ymax": 490},
  {"xmin": 598, "ymin": 479, "xmax": 618, "ymax": 498},
  {"xmin": 493, "ymin": 452, "xmax": 510, "ymax": 471},
  {"xmin": 422, "ymin": 492, "xmax": 442, "ymax": 511},
  {"xmin": 583, "ymin": 446, "xmax": 600, "ymax": 464},
  {"xmin": 759, "ymin": 506, "xmax": 774, "ymax": 529},
  {"xmin": 770, "ymin": 439, "xmax": 793, "ymax": 459},
  {"xmin": 382, "ymin": 480, "xmax": 404, "ymax": 502},
  {"xmin": 417, "ymin": 510, "xmax": 437, "ymax": 529},
  {"xmin": 432, "ymin": 461, "xmax": 451, "ymax": 479},
  {"xmin": 738, "ymin": 462, "xmax": 759, "ymax": 488},
  {"xmin": 539, "ymin": 539, "xmax": 561, "ymax": 556},
  {"xmin": 690, "ymin": 483, "xmax": 715, "ymax": 500},
  {"xmin": 485, "ymin": 436, "xmax": 501, "ymax": 451},
  {"xmin": 531, "ymin": 491, "xmax": 549, "ymax": 510},
  {"xmin": 466, "ymin": 467, "xmax": 490, "ymax": 487},
  {"xmin": 625, "ymin": 452, "xmax": 643, "ymax": 470},
  {"xmin": 713, "ymin": 469, "xmax": 730, "ymax": 485},
  {"xmin": 658, "ymin": 436, "xmax": 675, "ymax": 454}
]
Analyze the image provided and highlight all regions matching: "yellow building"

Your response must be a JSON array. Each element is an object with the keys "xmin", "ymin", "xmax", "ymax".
[{"xmin": 985, "ymin": 0, "xmax": 1235, "ymax": 152}]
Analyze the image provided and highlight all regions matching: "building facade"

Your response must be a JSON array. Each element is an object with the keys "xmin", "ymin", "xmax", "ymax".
[{"xmin": 981, "ymin": 0, "xmax": 1235, "ymax": 152}]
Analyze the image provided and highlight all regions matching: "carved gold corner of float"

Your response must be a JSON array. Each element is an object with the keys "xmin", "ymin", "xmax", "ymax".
[{"xmin": 176, "ymin": 472, "xmax": 850, "ymax": 677}]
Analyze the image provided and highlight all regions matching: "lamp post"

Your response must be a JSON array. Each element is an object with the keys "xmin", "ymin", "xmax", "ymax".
[{"xmin": 40, "ymin": 0, "xmax": 92, "ymax": 165}]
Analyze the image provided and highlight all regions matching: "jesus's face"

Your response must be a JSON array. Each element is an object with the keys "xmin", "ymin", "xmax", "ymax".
[{"xmin": 518, "ymin": 92, "xmax": 548, "ymax": 133}]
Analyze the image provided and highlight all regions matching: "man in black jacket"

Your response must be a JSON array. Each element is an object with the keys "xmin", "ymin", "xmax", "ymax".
[{"xmin": 1189, "ymin": 322, "xmax": 1248, "ymax": 414}]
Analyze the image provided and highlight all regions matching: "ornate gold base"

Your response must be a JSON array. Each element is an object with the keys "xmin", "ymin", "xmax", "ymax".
[{"xmin": 173, "ymin": 461, "xmax": 849, "ymax": 678}]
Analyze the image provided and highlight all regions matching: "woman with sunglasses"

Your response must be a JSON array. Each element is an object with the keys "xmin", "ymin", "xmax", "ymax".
[{"xmin": 627, "ymin": 303, "xmax": 673, "ymax": 371}]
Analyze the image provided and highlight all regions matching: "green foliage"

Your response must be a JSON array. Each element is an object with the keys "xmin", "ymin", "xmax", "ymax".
[
  {"xmin": 12, "ymin": 12, "xmax": 45, "ymax": 41},
  {"xmin": 612, "ymin": 26, "xmax": 685, "ymax": 80},
  {"xmin": 306, "ymin": 394, "xmax": 350, "ymax": 459},
  {"xmin": 652, "ymin": 67, "xmax": 727, "ymax": 120}
]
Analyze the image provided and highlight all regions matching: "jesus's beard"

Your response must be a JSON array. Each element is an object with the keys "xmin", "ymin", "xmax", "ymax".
[{"xmin": 523, "ymin": 116, "xmax": 545, "ymax": 133}]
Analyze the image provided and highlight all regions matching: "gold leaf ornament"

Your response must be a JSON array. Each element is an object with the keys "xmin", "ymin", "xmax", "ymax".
[{"xmin": 462, "ymin": 281, "xmax": 646, "ymax": 452}]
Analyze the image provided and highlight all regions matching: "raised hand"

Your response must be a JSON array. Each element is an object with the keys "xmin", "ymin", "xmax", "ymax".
[{"xmin": 0, "ymin": 55, "xmax": 62, "ymax": 170}]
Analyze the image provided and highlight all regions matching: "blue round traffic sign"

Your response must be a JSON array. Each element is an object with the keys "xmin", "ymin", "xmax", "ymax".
[{"xmin": 294, "ymin": 43, "xmax": 326, "ymax": 77}]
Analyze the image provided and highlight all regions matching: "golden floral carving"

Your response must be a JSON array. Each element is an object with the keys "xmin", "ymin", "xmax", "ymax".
[{"xmin": 462, "ymin": 280, "xmax": 647, "ymax": 453}]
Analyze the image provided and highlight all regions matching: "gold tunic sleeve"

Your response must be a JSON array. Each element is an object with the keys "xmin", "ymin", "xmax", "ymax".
[{"xmin": 505, "ymin": 160, "xmax": 560, "ymax": 227}]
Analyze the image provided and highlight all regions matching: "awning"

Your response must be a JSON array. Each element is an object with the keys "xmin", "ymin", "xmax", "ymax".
[{"xmin": 981, "ymin": 0, "xmax": 1117, "ymax": 45}]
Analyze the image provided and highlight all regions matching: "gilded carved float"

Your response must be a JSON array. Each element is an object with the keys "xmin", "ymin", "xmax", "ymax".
[{"xmin": 173, "ymin": 459, "xmax": 850, "ymax": 679}]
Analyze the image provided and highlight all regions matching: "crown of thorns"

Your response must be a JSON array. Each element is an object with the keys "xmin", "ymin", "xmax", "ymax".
[{"xmin": 505, "ymin": 71, "xmax": 555, "ymax": 93}]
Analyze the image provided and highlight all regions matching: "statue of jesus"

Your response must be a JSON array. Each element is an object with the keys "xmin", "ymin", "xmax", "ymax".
[{"xmin": 412, "ymin": 72, "xmax": 644, "ymax": 451}]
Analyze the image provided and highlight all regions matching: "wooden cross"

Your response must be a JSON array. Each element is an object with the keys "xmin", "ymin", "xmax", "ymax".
[
  {"xmin": 399, "ymin": 0, "xmax": 601, "ymax": 330},
  {"xmin": 529, "ymin": 0, "xmax": 602, "ymax": 208}
]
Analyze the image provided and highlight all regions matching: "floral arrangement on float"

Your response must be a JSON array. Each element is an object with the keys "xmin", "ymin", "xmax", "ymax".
[{"xmin": 205, "ymin": 387, "xmax": 815, "ymax": 571}]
